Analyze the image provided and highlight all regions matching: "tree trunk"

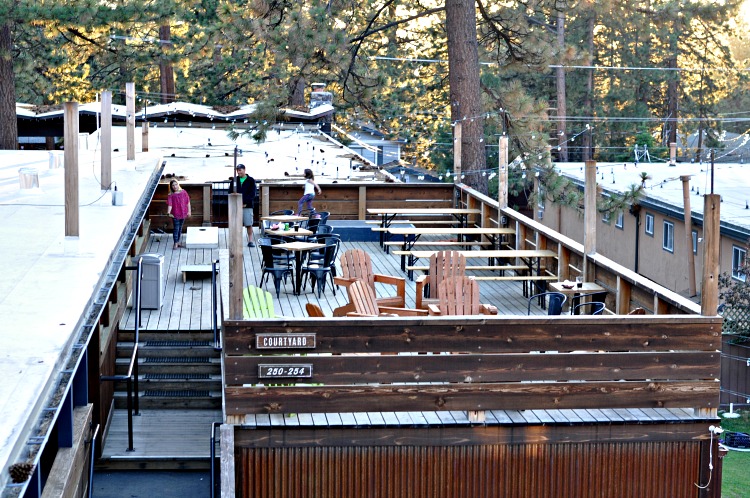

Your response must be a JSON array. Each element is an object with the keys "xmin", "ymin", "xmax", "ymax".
[
  {"xmin": 582, "ymin": 10, "xmax": 595, "ymax": 161},
  {"xmin": 289, "ymin": 76, "xmax": 306, "ymax": 107},
  {"xmin": 0, "ymin": 23, "xmax": 18, "ymax": 150},
  {"xmin": 445, "ymin": 0, "xmax": 487, "ymax": 193},
  {"xmin": 159, "ymin": 25, "xmax": 175, "ymax": 103},
  {"xmin": 555, "ymin": 11, "xmax": 568, "ymax": 161},
  {"xmin": 665, "ymin": 20, "xmax": 679, "ymax": 147}
]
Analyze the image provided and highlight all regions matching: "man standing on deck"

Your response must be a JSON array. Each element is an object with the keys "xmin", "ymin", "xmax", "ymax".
[{"xmin": 235, "ymin": 164, "xmax": 257, "ymax": 247}]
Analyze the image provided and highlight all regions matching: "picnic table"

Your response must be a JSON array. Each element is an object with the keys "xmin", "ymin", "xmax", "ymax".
[
  {"xmin": 367, "ymin": 208, "xmax": 481, "ymax": 246},
  {"xmin": 385, "ymin": 227, "xmax": 515, "ymax": 271},
  {"xmin": 402, "ymin": 249, "xmax": 558, "ymax": 284}
]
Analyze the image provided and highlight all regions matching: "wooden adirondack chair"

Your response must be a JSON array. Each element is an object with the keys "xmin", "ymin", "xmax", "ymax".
[
  {"xmin": 242, "ymin": 286, "xmax": 277, "ymax": 318},
  {"xmin": 345, "ymin": 280, "xmax": 427, "ymax": 317},
  {"xmin": 427, "ymin": 276, "xmax": 498, "ymax": 316},
  {"xmin": 415, "ymin": 250, "xmax": 466, "ymax": 309},
  {"xmin": 333, "ymin": 249, "xmax": 406, "ymax": 316},
  {"xmin": 305, "ymin": 302, "xmax": 325, "ymax": 317}
]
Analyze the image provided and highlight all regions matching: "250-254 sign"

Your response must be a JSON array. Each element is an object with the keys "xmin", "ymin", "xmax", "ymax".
[{"xmin": 258, "ymin": 364, "xmax": 312, "ymax": 379}]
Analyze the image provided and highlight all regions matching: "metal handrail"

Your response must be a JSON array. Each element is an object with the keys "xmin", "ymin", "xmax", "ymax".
[
  {"xmin": 100, "ymin": 257, "xmax": 143, "ymax": 451},
  {"xmin": 87, "ymin": 423, "xmax": 100, "ymax": 498},
  {"xmin": 210, "ymin": 422, "xmax": 221, "ymax": 498},
  {"xmin": 211, "ymin": 259, "xmax": 221, "ymax": 351}
]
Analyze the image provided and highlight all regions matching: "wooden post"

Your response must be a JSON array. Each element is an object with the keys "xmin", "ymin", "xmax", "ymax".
[
  {"xmin": 583, "ymin": 160, "xmax": 597, "ymax": 261},
  {"xmin": 228, "ymin": 193, "xmax": 244, "ymax": 319},
  {"xmin": 64, "ymin": 102, "xmax": 79, "ymax": 237},
  {"xmin": 358, "ymin": 186, "xmax": 367, "ymax": 220},
  {"xmin": 453, "ymin": 122, "xmax": 462, "ymax": 184},
  {"xmin": 616, "ymin": 276, "xmax": 632, "ymax": 315},
  {"xmin": 701, "ymin": 194, "xmax": 721, "ymax": 316},
  {"xmin": 141, "ymin": 121, "xmax": 149, "ymax": 152},
  {"xmin": 100, "ymin": 91, "xmax": 112, "ymax": 190},
  {"xmin": 498, "ymin": 135, "xmax": 508, "ymax": 209},
  {"xmin": 669, "ymin": 142, "xmax": 677, "ymax": 166},
  {"xmin": 126, "ymin": 82, "xmax": 135, "ymax": 161},
  {"xmin": 261, "ymin": 185, "xmax": 270, "ymax": 219},
  {"xmin": 681, "ymin": 176, "xmax": 697, "ymax": 297},
  {"xmin": 202, "ymin": 184, "xmax": 211, "ymax": 225},
  {"xmin": 220, "ymin": 424, "xmax": 235, "ymax": 498}
]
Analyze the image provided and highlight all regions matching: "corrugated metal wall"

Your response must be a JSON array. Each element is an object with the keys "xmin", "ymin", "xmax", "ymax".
[{"xmin": 236, "ymin": 441, "xmax": 704, "ymax": 498}]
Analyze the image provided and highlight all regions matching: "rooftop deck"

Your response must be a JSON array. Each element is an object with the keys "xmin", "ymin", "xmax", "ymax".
[{"xmin": 121, "ymin": 230, "xmax": 541, "ymax": 329}]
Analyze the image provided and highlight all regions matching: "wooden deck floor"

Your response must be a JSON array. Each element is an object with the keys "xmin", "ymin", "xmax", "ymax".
[
  {"xmin": 99, "ymin": 409, "xmax": 222, "ymax": 467},
  {"xmin": 121, "ymin": 229, "xmax": 542, "ymax": 331}
]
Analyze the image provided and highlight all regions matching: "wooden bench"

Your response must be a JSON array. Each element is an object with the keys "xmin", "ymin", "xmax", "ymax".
[
  {"xmin": 368, "ymin": 221, "xmax": 459, "ymax": 228},
  {"xmin": 385, "ymin": 240, "xmax": 492, "ymax": 248},
  {"xmin": 471, "ymin": 275, "xmax": 558, "ymax": 282},
  {"xmin": 179, "ymin": 264, "xmax": 215, "ymax": 283},
  {"xmin": 407, "ymin": 264, "xmax": 529, "ymax": 273}
]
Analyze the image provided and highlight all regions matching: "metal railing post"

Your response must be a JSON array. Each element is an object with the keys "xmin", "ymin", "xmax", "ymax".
[{"xmin": 212, "ymin": 259, "xmax": 221, "ymax": 351}]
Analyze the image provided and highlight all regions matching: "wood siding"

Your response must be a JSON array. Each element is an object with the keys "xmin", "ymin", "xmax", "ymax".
[{"xmin": 223, "ymin": 316, "xmax": 721, "ymax": 416}]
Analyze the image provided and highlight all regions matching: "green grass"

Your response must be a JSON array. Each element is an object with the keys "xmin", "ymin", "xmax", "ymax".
[{"xmin": 719, "ymin": 409, "xmax": 750, "ymax": 497}]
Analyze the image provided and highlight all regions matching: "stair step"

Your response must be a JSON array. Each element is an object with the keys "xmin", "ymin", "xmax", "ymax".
[
  {"xmin": 143, "ymin": 340, "xmax": 212, "ymax": 347},
  {"xmin": 117, "ymin": 343, "xmax": 218, "ymax": 359},
  {"xmin": 144, "ymin": 389, "xmax": 210, "ymax": 398},
  {"xmin": 144, "ymin": 356, "xmax": 212, "ymax": 364},
  {"xmin": 114, "ymin": 391, "xmax": 221, "ymax": 409},
  {"xmin": 144, "ymin": 373, "xmax": 211, "ymax": 380}
]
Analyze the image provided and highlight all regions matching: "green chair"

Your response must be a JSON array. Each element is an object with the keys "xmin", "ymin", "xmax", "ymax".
[{"xmin": 243, "ymin": 286, "xmax": 277, "ymax": 318}]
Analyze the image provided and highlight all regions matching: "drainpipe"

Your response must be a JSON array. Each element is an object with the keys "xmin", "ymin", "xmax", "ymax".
[{"xmin": 631, "ymin": 204, "xmax": 641, "ymax": 273}]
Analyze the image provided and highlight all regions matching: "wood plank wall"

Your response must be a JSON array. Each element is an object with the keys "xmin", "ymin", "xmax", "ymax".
[
  {"xmin": 261, "ymin": 183, "xmax": 456, "ymax": 220},
  {"xmin": 223, "ymin": 316, "xmax": 721, "ymax": 417}
]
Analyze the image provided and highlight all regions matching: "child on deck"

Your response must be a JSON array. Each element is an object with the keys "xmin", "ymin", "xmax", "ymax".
[{"xmin": 297, "ymin": 168, "xmax": 322, "ymax": 215}]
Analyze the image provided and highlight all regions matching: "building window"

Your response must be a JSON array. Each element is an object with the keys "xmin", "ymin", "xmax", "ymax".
[
  {"xmin": 732, "ymin": 246, "xmax": 747, "ymax": 282},
  {"xmin": 692, "ymin": 230, "xmax": 698, "ymax": 254},
  {"xmin": 663, "ymin": 221, "xmax": 674, "ymax": 253},
  {"xmin": 602, "ymin": 211, "xmax": 610, "ymax": 224},
  {"xmin": 615, "ymin": 212, "xmax": 624, "ymax": 229},
  {"xmin": 645, "ymin": 213, "xmax": 654, "ymax": 236}
]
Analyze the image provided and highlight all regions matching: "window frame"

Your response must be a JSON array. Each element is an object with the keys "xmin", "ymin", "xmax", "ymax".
[
  {"xmin": 662, "ymin": 220, "xmax": 674, "ymax": 253},
  {"xmin": 602, "ymin": 210, "xmax": 610, "ymax": 224},
  {"xmin": 692, "ymin": 230, "xmax": 698, "ymax": 254},
  {"xmin": 732, "ymin": 245, "xmax": 747, "ymax": 282},
  {"xmin": 615, "ymin": 212, "xmax": 624, "ymax": 229},
  {"xmin": 645, "ymin": 213, "xmax": 654, "ymax": 236}
]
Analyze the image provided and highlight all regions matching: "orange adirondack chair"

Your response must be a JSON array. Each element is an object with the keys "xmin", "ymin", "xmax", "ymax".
[
  {"xmin": 345, "ymin": 280, "xmax": 427, "ymax": 317},
  {"xmin": 415, "ymin": 250, "xmax": 466, "ymax": 309},
  {"xmin": 333, "ymin": 248, "xmax": 406, "ymax": 316},
  {"xmin": 427, "ymin": 276, "xmax": 498, "ymax": 316},
  {"xmin": 305, "ymin": 302, "xmax": 326, "ymax": 317}
]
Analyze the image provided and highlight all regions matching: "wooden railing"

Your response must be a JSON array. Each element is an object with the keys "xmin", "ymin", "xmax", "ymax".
[
  {"xmin": 223, "ymin": 315, "xmax": 721, "ymax": 420},
  {"xmin": 455, "ymin": 184, "xmax": 702, "ymax": 315}
]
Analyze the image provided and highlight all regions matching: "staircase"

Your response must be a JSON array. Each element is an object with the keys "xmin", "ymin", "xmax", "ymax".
[
  {"xmin": 115, "ymin": 331, "xmax": 222, "ymax": 409},
  {"xmin": 98, "ymin": 330, "xmax": 222, "ymax": 470}
]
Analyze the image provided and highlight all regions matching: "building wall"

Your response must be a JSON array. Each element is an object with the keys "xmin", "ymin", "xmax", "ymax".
[{"xmin": 541, "ymin": 197, "xmax": 743, "ymax": 297}]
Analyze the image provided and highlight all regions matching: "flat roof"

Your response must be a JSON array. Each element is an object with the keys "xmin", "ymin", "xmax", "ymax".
[
  {"xmin": 0, "ymin": 124, "xmax": 379, "ymax": 486},
  {"xmin": 555, "ymin": 161, "xmax": 750, "ymax": 234}
]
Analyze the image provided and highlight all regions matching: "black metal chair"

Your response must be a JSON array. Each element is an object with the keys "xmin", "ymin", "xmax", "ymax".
[
  {"xmin": 316, "ymin": 224, "xmax": 334, "ymax": 235},
  {"xmin": 264, "ymin": 235, "xmax": 294, "ymax": 266},
  {"xmin": 258, "ymin": 242, "xmax": 292, "ymax": 299},
  {"xmin": 569, "ymin": 291, "xmax": 607, "ymax": 314},
  {"xmin": 572, "ymin": 301, "xmax": 605, "ymax": 315},
  {"xmin": 527, "ymin": 292, "xmax": 567, "ymax": 316},
  {"xmin": 301, "ymin": 238, "xmax": 339, "ymax": 298},
  {"xmin": 306, "ymin": 234, "xmax": 340, "ymax": 269}
]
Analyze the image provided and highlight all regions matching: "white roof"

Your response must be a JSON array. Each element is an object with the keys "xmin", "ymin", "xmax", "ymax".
[
  {"xmin": 0, "ymin": 124, "xmax": 380, "ymax": 486},
  {"xmin": 554, "ymin": 161, "xmax": 750, "ymax": 232}
]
